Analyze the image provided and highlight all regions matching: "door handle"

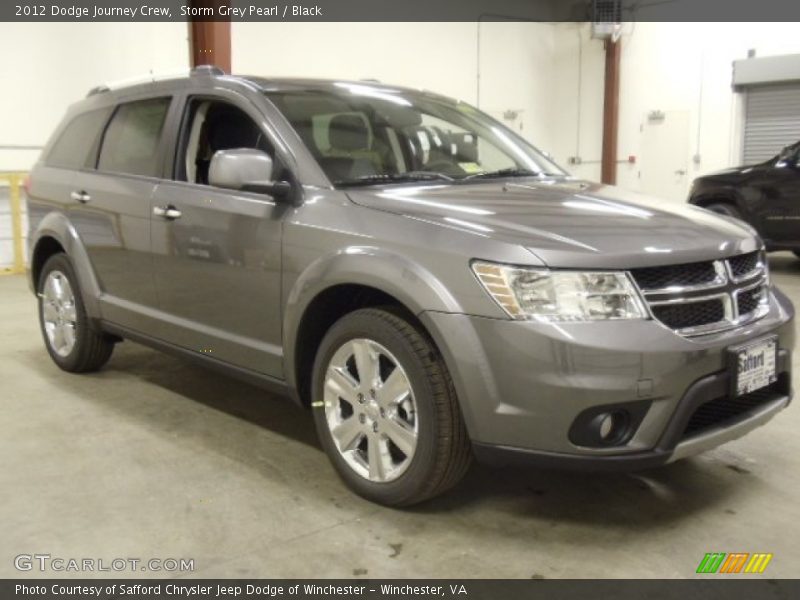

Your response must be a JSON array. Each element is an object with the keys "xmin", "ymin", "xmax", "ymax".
[
  {"xmin": 70, "ymin": 190, "xmax": 91, "ymax": 203},
  {"xmin": 674, "ymin": 169, "xmax": 686, "ymax": 176},
  {"xmin": 153, "ymin": 205, "xmax": 182, "ymax": 220}
]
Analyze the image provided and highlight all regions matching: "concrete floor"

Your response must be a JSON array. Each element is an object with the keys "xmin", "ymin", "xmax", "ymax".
[{"xmin": 3, "ymin": 254, "xmax": 800, "ymax": 579}]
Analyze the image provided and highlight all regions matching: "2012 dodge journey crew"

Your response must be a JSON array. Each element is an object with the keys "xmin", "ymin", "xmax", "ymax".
[{"xmin": 27, "ymin": 67, "xmax": 794, "ymax": 506}]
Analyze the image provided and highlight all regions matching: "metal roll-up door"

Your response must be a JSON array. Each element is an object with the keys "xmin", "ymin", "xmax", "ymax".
[{"xmin": 743, "ymin": 83, "xmax": 800, "ymax": 164}]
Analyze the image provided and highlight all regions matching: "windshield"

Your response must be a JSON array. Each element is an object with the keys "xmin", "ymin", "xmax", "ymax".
[
  {"xmin": 776, "ymin": 140, "xmax": 800, "ymax": 163},
  {"xmin": 265, "ymin": 83, "xmax": 567, "ymax": 187}
]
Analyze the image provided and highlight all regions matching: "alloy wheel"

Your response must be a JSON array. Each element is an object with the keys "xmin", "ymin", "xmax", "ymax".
[
  {"xmin": 323, "ymin": 338, "xmax": 418, "ymax": 482},
  {"xmin": 41, "ymin": 270, "xmax": 78, "ymax": 357}
]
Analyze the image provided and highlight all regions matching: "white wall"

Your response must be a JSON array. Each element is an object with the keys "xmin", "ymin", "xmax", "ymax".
[
  {"xmin": 478, "ymin": 22, "xmax": 557, "ymax": 152},
  {"xmin": 0, "ymin": 22, "xmax": 190, "ymax": 171},
  {"xmin": 551, "ymin": 22, "xmax": 800, "ymax": 200},
  {"xmin": 232, "ymin": 22, "xmax": 558, "ymax": 152}
]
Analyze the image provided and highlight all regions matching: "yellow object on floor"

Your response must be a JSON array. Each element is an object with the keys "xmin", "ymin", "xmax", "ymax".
[{"xmin": 0, "ymin": 172, "xmax": 27, "ymax": 275}]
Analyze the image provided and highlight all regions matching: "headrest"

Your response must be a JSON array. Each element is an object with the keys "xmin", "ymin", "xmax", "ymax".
[
  {"xmin": 452, "ymin": 132, "xmax": 478, "ymax": 162},
  {"xmin": 329, "ymin": 114, "xmax": 370, "ymax": 152}
]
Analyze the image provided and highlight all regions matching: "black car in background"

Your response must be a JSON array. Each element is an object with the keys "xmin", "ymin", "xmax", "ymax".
[{"xmin": 690, "ymin": 141, "xmax": 800, "ymax": 257}]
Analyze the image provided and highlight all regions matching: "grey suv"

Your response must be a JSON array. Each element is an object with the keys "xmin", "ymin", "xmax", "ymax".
[{"xmin": 28, "ymin": 67, "xmax": 794, "ymax": 506}]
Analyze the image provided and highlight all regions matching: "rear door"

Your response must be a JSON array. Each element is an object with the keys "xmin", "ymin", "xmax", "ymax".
[
  {"xmin": 71, "ymin": 96, "xmax": 172, "ymax": 332},
  {"xmin": 149, "ymin": 92, "xmax": 287, "ymax": 377},
  {"xmin": 29, "ymin": 107, "xmax": 112, "ymax": 263}
]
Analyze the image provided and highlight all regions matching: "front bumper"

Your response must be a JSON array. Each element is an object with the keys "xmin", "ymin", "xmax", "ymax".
[{"xmin": 420, "ymin": 286, "xmax": 795, "ymax": 469}]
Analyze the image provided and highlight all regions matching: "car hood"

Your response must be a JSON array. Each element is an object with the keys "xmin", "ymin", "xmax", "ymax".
[
  {"xmin": 346, "ymin": 178, "xmax": 761, "ymax": 268},
  {"xmin": 695, "ymin": 164, "xmax": 751, "ymax": 182}
]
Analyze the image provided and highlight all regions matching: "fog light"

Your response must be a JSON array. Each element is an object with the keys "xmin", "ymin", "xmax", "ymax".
[
  {"xmin": 598, "ymin": 413, "xmax": 615, "ymax": 440},
  {"xmin": 569, "ymin": 402, "xmax": 649, "ymax": 448},
  {"xmin": 592, "ymin": 410, "xmax": 630, "ymax": 445}
]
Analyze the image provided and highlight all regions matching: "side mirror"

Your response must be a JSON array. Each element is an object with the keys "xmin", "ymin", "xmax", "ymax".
[{"xmin": 208, "ymin": 148, "xmax": 291, "ymax": 198}]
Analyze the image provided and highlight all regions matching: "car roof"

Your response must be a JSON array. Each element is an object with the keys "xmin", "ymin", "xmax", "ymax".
[{"xmin": 86, "ymin": 69, "xmax": 455, "ymax": 105}]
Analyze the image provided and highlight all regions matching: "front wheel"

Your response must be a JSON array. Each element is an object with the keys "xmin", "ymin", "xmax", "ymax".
[
  {"xmin": 312, "ymin": 308, "xmax": 472, "ymax": 506},
  {"xmin": 706, "ymin": 202, "xmax": 743, "ymax": 220},
  {"xmin": 38, "ymin": 253, "xmax": 114, "ymax": 372}
]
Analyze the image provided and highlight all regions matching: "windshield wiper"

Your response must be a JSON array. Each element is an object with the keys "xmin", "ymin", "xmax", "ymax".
[
  {"xmin": 464, "ymin": 167, "xmax": 541, "ymax": 180},
  {"xmin": 335, "ymin": 171, "xmax": 454, "ymax": 187}
]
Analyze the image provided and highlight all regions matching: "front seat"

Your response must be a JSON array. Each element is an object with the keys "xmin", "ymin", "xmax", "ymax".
[{"xmin": 322, "ymin": 114, "xmax": 379, "ymax": 181}]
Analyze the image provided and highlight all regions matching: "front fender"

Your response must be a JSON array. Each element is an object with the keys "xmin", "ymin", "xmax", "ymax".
[
  {"xmin": 282, "ymin": 245, "xmax": 466, "ymax": 399},
  {"xmin": 30, "ymin": 211, "xmax": 103, "ymax": 319}
]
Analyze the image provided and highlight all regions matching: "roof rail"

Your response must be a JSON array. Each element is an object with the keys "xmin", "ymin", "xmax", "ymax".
[
  {"xmin": 86, "ymin": 68, "xmax": 198, "ymax": 97},
  {"xmin": 85, "ymin": 66, "xmax": 225, "ymax": 97},
  {"xmin": 87, "ymin": 85, "xmax": 110, "ymax": 97}
]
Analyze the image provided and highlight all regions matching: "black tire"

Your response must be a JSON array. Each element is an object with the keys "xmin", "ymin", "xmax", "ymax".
[
  {"xmin": 37, "ymin": 253, "xmax": 114, "ymax": 373},
  {"xmin": 312, "ymin": 308, "xmax": 472, "ymax": 506},
  {"xmin": 706, "ymin": 202, "xmax": 743, "ymax": 220}
]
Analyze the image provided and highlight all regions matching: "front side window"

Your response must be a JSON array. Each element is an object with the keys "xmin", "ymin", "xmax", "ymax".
[
  {"xmin": 46, "ymin": 108, "xmax": 112, "ymax": 170},
  {"xmin": 176, "ymin": 98, "xmax": 274, "ymax": 185},
  {"xmin": 97, "ymin": 97, "xmax": 170, "ymax": 177},
  {"xmin": 266, "ymin": 83, "xmax": 566, "ymax": 186}
]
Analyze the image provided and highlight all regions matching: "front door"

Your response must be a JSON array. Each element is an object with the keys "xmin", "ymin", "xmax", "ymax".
[{"xmin": 150, "ymin": 96, "xmax": 286, "ymax": 377}]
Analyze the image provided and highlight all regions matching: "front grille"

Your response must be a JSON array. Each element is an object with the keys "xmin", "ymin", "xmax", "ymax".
[
  {"xmin": 728, "ymin": 251, "xmax": 761, "ymax": 279},
  {"xmin": 738, "ymin": 285, "xmax": 766, "ymax": 316},
  {"xmin": 651, "ymin": 299, "xmax": 725, "ymax": 330},
  {"xmin": 682, "ymin": 377, "xmax": 786, "ymax": 438},
  {"xmin": 631, "ymin": 251, "xmax": 768, "ymax": 336},
  {"xmin": 631, "ymin": 261, "xmax": 717, "ymax": 291}
]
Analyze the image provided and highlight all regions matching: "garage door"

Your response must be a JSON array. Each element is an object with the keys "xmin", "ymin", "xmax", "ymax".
[{"xmin": 743, "ymin": 83, "xmax": 800, "ymax": 164}]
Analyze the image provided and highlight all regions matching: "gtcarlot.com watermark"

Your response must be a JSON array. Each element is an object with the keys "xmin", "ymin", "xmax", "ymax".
[{"xmin": 14, "ymin": 554, "xmax": 194, "ymax": 573}]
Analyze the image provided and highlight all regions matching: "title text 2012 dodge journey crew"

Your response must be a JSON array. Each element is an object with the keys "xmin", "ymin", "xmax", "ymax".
[{"xmin": 27, "ymin": 67, "xmax": 794, "ymax": 505}]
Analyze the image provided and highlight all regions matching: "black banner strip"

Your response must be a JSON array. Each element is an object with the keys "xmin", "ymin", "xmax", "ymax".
[
  {"xmin": 3, "ymin": 579, "xmax": 800, "ymax": 600},
  {"xmin": 3, "ymin": 0, "xmax": 800, "ymax": 22}
]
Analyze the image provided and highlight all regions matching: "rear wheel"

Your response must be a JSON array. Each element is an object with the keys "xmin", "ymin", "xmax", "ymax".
[
  {"xmin": 706, "ymin": 202, "xmax": 743, "ymax": 220},
  {"xmin": 312, "ymin": 308, "xmax": 472, "ymax": 506},
  {"xmin": 38, "ymin": 253, "xmax": 114, "ymax": 372}
]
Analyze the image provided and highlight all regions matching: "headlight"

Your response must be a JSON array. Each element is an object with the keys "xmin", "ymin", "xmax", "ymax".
[{"xmin": 472, "ymin": 262, "xmax": 647, "ymax": 322}]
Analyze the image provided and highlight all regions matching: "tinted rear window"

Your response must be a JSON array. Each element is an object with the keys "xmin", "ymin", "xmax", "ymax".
[
  {"xmin": 98, "ymin": 97, "xmax": 170, "ymax": 177},
  {"xmin": 46, "ymin": 108, "xmax": 112, "ymax": 170}
]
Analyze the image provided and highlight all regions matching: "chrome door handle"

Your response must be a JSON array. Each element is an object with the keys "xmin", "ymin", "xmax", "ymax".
[
  {"xmin": 153, "ymin": 205, "xmax": 182, "ymax": 220},
  {"xmin": 674, "ymin": 169, "xmax": 686, "ymax": 176},
  {"xmin": 70, "ymin": 190, "xmax": 91, "ymax": 203}
]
